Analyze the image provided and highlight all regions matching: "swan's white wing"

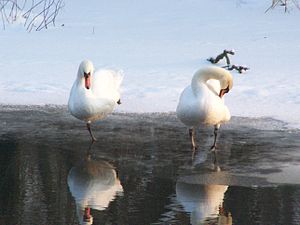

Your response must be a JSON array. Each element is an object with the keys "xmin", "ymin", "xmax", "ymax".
[
  {"xmin": 203, "ymin": 91, "xmax": 231, "ymax": 125},
  {"xmin": 176, "ymin": 86, "xmax": 207, "ymax": 127},
  {"xmin": 176, "ymin": 85, "xmax": 230, "ymax": 126},
  {"xmin": 92, "ymin": 69, "xmax": 123, "ymax": 102},
  {"xmin": 69, "ymin": 91, "xmax": 116, "ymax": 122}
]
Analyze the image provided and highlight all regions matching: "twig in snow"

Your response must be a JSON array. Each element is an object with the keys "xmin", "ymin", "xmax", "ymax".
[
  {"xmin": 265, "ymin": 0, "xmax": 300, "ymax": 13},
  {"xmin": 207, "ymin": 49, "xmax": 235, "ymax": 66},
  {"xmin": 227, "ymin": 64, "xmax": 249, "ymax": 73},
  {"xmin": 0, "ymin": 0, "xmax": 64, "ymax": 31}
]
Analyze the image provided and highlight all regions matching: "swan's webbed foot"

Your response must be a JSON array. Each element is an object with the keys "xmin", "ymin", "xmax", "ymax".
[
  {"xmin": 117, "ymin": 99, "xmax": 121, "ymax": 105},
  {"xmin": 210, "ymin": 144, "xmax": 217, "ymax": 152},
  {"xmin": 191, "ymin": 144, "xmax": 198, "ymax": 151}
]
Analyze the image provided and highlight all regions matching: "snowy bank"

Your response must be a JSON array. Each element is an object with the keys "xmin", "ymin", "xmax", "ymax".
[{"xmin": 0, "ymin": 0, "xmax": 299, "ymax": 127}]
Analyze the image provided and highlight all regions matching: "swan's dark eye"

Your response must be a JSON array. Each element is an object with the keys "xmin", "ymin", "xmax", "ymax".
[{"xmin": 84, "ymin": 72, "xmax": 90, "ymax": 78}]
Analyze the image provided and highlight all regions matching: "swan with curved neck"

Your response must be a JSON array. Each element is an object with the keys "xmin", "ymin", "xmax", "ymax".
[
  {"xmin": 176, "ymin": 66, "xmax": 233, "ymax": 150},
  {"xmin": 68, "ymin": 60, "xmax": 123, "ymax": 141}
]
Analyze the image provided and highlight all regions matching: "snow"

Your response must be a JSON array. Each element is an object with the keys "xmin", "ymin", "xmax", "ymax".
[{"xmin": 0, "ymin": 0, "xmax": 300, "ymax": 127}]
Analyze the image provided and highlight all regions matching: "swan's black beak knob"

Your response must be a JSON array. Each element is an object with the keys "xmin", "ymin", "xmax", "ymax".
[{"xmin": 219, "ymin": 86, "xmax": 230, "ymax": 98}]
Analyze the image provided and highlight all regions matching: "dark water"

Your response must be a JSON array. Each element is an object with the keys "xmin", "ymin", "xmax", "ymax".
[{"xmin": 0, "ymin": 106, "xmax": 300, "ymax": 225}]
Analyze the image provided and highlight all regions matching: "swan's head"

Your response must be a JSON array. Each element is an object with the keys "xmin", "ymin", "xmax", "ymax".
[
  {"xmin": 218, "ymin": 68, "xmax": 233, "ymax": 98},
  {"xmin": 78, "ymin": 60, "xmax": 94, "ymax": 90},
  {"xmin": 192, "ymin": 67, "xmax": 233, "ymax": 98}
]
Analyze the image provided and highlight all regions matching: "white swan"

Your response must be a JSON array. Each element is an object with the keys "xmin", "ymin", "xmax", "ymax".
[
  {"xmin": 68, "ymin": 60, "xmax": 123, "ymax": 141},
  {"xmin": 67, "ymin": 156, "xmax": 123, "ymax": 225},
  {"xmin": 176, "ymin": 67, "xmax": 233, "ymax": 150}
]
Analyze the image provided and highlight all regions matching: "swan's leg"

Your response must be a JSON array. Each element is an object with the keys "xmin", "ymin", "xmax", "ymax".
[
  {"xmin": 86, "ymin": 122, "xmax": 97, "ymax": 142},
  {"xmin": 189, "ymin": 127, "xmax": 197, "ymax": 150},
  {"xmin": 211, "ymin": 124, "xmax": 220, "ymax": 151}
]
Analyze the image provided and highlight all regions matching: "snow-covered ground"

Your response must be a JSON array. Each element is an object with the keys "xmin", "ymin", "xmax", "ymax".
[{"xmin": 0, "ymin": 0, "xmax": 300, "ymax": 127}]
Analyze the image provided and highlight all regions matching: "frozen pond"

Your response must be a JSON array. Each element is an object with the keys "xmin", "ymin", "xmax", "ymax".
[{"xmin": 0, "ymin": 106, "xmax": 300, "ymax": 225}]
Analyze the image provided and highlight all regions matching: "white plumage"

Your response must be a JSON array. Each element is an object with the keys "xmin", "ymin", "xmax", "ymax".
[
  {"xmin": 68, "ymin": 60, "xmax": 123, "ymax": 141},
  {"xmin": 176, "ymin": 66, "xmax": 233, "ymax": 150}
]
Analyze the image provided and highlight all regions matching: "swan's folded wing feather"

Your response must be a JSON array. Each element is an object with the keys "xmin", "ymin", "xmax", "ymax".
[
  {"xmin": 205, "ymin": 96, "xmax": 231, "ymax": 124},
  {"xmin": 92, "ymin": 69, "xmax": 123, "ymax": 102},
  {"xmin": 177, "ymin": 85, "xmax": 230, "ymax": 126},
  {"xmin": 176, "ymin": 86, "xmax": 208, "ymax": 126}
]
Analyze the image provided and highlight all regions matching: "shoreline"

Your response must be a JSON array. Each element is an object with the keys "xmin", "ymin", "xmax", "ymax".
[{"xmin": 0, "ymin": 104, "xmax": 293, "ymax": 131}]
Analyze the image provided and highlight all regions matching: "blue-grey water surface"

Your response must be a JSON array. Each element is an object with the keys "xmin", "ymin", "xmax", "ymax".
[{"xmin": 0, "ymin": 106, "xmax": 300, "ymax": 225}]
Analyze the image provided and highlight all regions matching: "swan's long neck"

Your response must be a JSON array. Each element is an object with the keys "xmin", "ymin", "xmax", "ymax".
[
  {"xmin": 76, "ymin": 70, "xmax": 85, "ymax": 88},
  {"xmin": 191, "ymin": 68, "xmax": 230, "ymax": 96},
  {"xmin": 191, "ymin": 70, "xmax": 217, "ymax": 94}
]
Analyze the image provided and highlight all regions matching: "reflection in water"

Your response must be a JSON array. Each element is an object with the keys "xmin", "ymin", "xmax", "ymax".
[
  {"xmin": 192, "ymin": 148, "xmax": 222, "ymax": 173},
  {"xmin": 67, "ymin": 154, "xmax": 123, "ymax": 225},
  {"xmin": 176, "ymin": 182, "xmax": 231, "ymax": 225},
  {"xmin": 1, "ymin": 109, "xmax": 300, "ymax": 225}
]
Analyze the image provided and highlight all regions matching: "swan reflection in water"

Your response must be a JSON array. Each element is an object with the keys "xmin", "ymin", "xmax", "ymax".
[
  {"xmin": 67, "ymin": 154, "xmax": 123, "ymax": 225},
  {"xmin": 176, "ymin": 182, "xmax": 232, "ymax": 225}
]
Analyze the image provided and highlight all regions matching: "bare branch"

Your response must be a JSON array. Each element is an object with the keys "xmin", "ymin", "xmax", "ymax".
[
  {"xmin": 266, "ymin": 0, "xmax": 300, "ymax": 13},
  {"xmin": 0, "ymin": 0, "xmax": 64, "ymax": 31},
  {"xmin": 0, "ymin": 6, "xmax": 6, "ymax": 29},
  {"xmin": 207, "ymin": 49, "xmax": 235, "ymax": 67},
  {"xmin": 227, "ymin": 65, "xmax": 250, "ymax": 73}
]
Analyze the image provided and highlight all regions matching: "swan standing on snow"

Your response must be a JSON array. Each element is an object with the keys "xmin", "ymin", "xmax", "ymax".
[
  {"xmin": 68, "ymin": 60, "xmax": 123, "ymax": 142},
  {"xmin": 176, "ymin": 67, "xmax": 233, "ymax": 150}
]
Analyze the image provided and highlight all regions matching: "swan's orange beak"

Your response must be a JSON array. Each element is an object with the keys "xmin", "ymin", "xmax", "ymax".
[
  {"xmin": 84, "ymin": 72, "xmax": 91, "ymax": 89},
  {"xmin": 219, "ymin": 86, "xmax": 230, "ymax": 98}
]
